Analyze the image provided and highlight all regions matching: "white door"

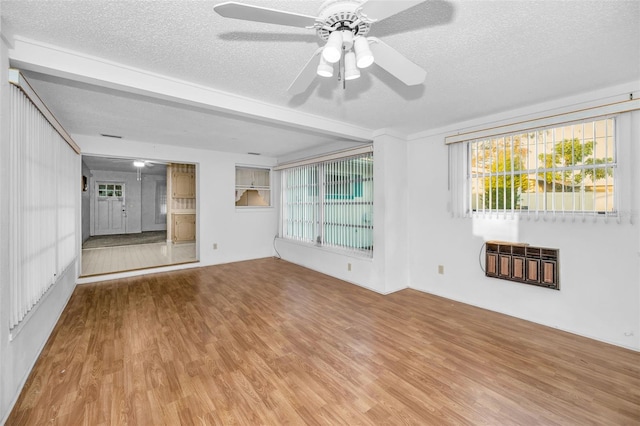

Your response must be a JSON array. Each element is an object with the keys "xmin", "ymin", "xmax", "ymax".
[{"xmin": 95, "ymin": 182, "xmax": 126, "ymax": 235}]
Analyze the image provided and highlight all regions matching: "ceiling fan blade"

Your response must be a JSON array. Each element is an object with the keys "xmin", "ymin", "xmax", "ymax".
[
  {"xmin": 358, "ymin": 0, "xmax": 426, "ymax": 22},
  {"xmin": 214, "ymin": 2, "xmax": 319, "ymax": 28},
  {"xmin": 368, "ymin": 37, "xmax": 426, "ymax": 85},
  {"xmin": 287, "ymin": 48, "xmax": 323, "ymax": 95}
]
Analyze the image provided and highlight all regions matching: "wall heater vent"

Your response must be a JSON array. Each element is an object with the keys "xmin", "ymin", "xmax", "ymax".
[{"xmin": 485, "ymin": 241, "xmax": 559, "ymax": 290}]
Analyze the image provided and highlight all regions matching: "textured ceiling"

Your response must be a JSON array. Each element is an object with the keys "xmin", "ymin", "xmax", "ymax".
[
  {"xmin": 19, "ymin": 71, "xmax": 364, "ymax": 157},
  {"xmin": 83, "ymin": 155, "xmax": 168, "ymax": 176},
  {"xmin": 1, "ymin": 0, "xmax": 639, "ymax": 158}
]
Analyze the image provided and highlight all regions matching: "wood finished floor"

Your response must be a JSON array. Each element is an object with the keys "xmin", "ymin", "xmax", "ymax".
[{"xmin": 7, "ymin": 258, "xmax": 640, "ymax": 425}]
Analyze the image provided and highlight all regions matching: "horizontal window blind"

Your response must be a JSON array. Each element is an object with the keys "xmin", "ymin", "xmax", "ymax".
[{"xmin": 9, "ymin": 74, "xmax": 79, "ymax": 334}]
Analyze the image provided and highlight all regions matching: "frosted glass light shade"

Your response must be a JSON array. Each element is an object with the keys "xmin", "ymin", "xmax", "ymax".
[
  {"xmin": 354, "ymin": 36, "xmax": 374, "ymax": 68},
  {"xmin": 344, "ymin": 51, "xmax": 360, "ymax": 80},
  {"xmin": 317, "ymin": 55, "xmax": 334, "ymax": 77},
  {"xmin": 322, "ymin": 31, "xmax": 343, "ymax": 64}
]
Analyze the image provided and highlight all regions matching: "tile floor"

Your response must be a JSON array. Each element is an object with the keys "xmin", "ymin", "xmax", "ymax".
[{"xmin": 81, "ymin": 242, "xmax": 197, "ymax": 276}]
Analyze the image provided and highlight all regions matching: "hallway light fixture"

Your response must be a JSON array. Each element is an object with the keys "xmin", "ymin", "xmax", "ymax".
[{"xmin": 134, "ymin": 160, "xmax": 145, "ymax": 181}]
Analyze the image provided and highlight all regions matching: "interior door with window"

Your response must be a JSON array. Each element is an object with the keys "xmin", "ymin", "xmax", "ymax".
[{"xmin": 95, "ymin": 182, "xmax": 126, "ymax": 235}]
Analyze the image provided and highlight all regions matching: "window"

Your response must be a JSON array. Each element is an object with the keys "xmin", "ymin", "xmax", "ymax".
[
  {"xmin": 464, "ymin": 117, "xmax": 616, "ymax": 216},
  {"xmin": 235, "ymin": 166, "xmax": 270, "ymax": 207},
  {"xmin": 155, "ymin": 181, "xmax": 167, "ymax": 224},
  {"xmin": 97, "ymin": 183, "xmax": 123, "ymax": 198},
  {"xmin": 281, "ymin": 152, "xmax": 373, "ymax": 256}
]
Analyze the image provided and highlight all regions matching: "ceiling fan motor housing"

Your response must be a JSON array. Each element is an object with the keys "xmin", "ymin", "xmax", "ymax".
[{"xmin": 316, "ymin": 0, "xmax": 371, "ymax": 41}]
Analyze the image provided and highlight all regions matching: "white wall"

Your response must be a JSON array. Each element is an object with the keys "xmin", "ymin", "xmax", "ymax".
[
  {"xmin": 0, "ymin": 33, "xmax": 80, "ymax": 423},
  {"xmin": 77, "ymin": 136, "xmax": 279, "ymax": 267},
  {"xmin": 407, "ymin": 89, "xmax": 640, "ymax": 350},
  {"xmin": 141, "ymin": 174, "xmax": 167, "ymax": 232}
]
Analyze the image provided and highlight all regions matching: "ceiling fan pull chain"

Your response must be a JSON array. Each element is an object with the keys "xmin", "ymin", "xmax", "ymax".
[{"xmin": 341, "ymin": 45, "xmax": 346, "ymax": 89}]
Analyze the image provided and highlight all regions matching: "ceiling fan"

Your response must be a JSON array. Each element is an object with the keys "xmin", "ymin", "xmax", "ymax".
[{"xmin": 214, "ymin": 0, "xmax": 428, "ymax": 94}]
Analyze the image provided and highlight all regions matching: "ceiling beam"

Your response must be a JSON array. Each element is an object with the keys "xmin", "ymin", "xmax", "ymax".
[{"xmin": 8, "ymin": 37, "xmax": 373, "ymax": 143}]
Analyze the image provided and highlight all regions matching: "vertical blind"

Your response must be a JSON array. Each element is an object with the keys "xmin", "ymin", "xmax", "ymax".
[
  {"xmin": 281, "ymin": 151, "xmax": 374, "ymax": 256},
  {"xmin": 9, "ymin": 81, "xmax": 79, "ymax": 332}
]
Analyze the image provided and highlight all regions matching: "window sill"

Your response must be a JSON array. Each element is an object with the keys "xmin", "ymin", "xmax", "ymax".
[
  {"xmin": 235, "ymin": 206, "xmax": 274, "ymax": 212},
  {"xmin": 275, "ymin": 237, "xmax": 374, "ymax": 260},
  {"xmin": 465, "ymin": 210, "xmax": 624, "ymax": 223}
]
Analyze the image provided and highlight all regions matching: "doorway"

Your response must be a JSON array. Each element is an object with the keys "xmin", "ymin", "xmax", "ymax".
[{"xmin": 80, "ymin": 155, "xmax": 198, "ymax": 276}]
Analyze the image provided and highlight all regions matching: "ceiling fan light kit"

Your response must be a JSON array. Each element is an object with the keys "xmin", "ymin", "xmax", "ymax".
[
  {"xmin": 322, "ymin": 30, "xmax": 344, "ymax": 63},
  {"xmin": 214, "ymin": 0, "xmax": 428, "ymax": 94},
  {"xmin": 340, "ymin": 30, "xmax": 354, "ymax": 49},
  {"xmin": 344, "ymin": 51, "xmax": 360, "ymax": 80},
  {"xmin": 354, "ymin": 35, "xmax": 374, "ymax": 68},
  {"xmin": 317, "ymin": 55, "xmax": 334, "ymax": 78}
]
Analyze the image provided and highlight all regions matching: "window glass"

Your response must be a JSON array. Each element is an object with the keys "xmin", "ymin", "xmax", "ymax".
[
  {"xmin": 468, "ymin": 118, "xmax": 615, "ymax": 214},
  {"xmin": 282, "ymin": 152, "xmax": 373, "ymax": 256}
]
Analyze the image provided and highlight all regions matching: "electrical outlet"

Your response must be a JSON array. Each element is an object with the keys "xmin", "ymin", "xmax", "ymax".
[
  {"xmin": 438, "ymin": 265, "xmax": 444, "ymax": 275},
  {"xmin": 213, "ymin": 243, "xmax": 218, "ymax": 250},
  {"xmin": 347, "ymin": 263, "xmax": 352, "ymax": 271}
]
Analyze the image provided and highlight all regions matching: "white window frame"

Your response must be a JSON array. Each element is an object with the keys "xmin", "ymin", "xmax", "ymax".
[
  {"xmin": 467, "ymin": 117, "xmax": 617, "ymax": 217},
  {"xmin": 447, "ymin": 97, "xmax": 640, "ymax": 222}
]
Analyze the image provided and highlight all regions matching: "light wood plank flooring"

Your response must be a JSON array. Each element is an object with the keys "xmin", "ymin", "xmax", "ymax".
[
  {"xmin": 8, "ymin": 258, "xmax": 640, "ymax": 425},
  {"xmin": 81, "ymin": 242, "xmax": 197, "ymax": 276}
]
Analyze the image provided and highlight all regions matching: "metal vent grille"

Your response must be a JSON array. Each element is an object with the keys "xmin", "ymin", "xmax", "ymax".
[{"xmin": 485, "ymin": 241, "xmax": 559, "ymax": 290}]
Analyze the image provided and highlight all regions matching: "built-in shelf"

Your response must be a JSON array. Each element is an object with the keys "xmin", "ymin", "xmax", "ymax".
[{"xmin": 235, "ymin": 166, "xmax": 270, "ymax": 207}]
